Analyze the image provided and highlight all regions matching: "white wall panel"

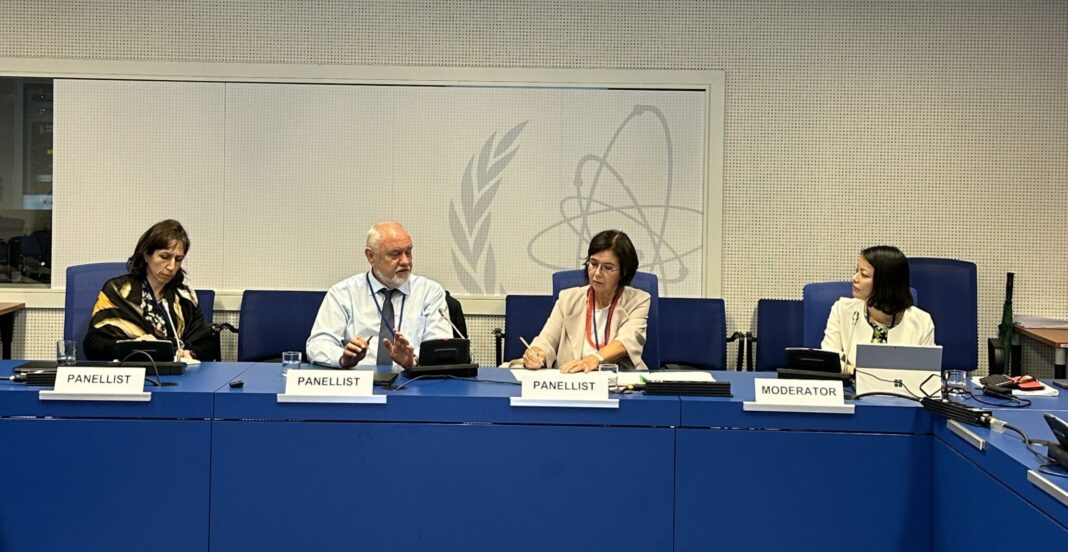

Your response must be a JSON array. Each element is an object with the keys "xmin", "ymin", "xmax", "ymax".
[{"xmin": 1, "ymin": 0, "xmax": 1065, "ymax": 372}]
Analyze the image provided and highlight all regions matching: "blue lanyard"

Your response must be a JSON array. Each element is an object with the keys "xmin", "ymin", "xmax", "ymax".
[{"xmin": 366, "ymin": 272, "xmax": 405, "ymax": 339}]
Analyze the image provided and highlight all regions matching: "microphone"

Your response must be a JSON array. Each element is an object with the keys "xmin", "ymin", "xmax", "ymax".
[
  {"xmin": 438, "ymin": 308, "xmax": 468, "ymax": 340},
  {"xmin": 842, "ymin": 311, "xmax": 860, "ymax": 364}
]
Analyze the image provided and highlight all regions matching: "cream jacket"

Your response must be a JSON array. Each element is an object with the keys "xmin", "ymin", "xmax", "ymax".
[
  {"xmin": 531, "ymin": 285, "xmax": 651, "ymax": 370},
  {"xmin": 821, "ymin": 297, "xmax": 935, "ymax": 372}
]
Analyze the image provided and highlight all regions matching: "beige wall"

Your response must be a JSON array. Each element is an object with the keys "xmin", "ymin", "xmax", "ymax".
[{"xmin": 0, "ymin": 1, "xmax": 1064, "ymax": 372}]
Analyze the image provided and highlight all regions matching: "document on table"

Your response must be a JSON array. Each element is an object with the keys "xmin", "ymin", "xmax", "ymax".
[
  {"xmin": 969, "ymin": 377, "xmax": 1060, "ymax": 397},
  {"xmin": 641, "ymin": 371, "xmax": 716, "ymax": 383},
  {"xmin": 1014, "ymin": 315, "xmax": 1068, "ymax": 329}
]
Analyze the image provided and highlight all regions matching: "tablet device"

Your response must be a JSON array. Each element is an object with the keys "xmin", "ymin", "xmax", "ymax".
[
  {"xmin": 784, "ymin": 347, "xmax": 841, "ymax": 373},
  {"xmin": 116, "ymin": 339, "xmax": 175, "ymax": 362},
  {"xmin": 1046, "ymin": 413, "xmax": 1068, "ymax": 448}
]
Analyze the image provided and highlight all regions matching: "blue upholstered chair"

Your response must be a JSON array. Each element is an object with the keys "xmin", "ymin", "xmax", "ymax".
[
  {"xmin": 755, "ymin": 298, "xmax": 804, "ymax": 371},
  {"xmin": 237, "ymin": 290, "xmax": 327, "ymax": 362},
  {"xmin": 64, "ymin": 262, "xmax": 127, "ymax": 360},
  {"xmin": 802, "ymin": 281, "xmax": 918, "ymax": 349},
  {"xmin": 551, "ymin": 269, "xmax": 660, "ymax": 370},
  {"xmin": 493, "ymin": 294, "xmax": 554, "ymax": 366},
  {"xmin": 196, "ymin": 289, "xmax": 216, "ymax": 325},
  {"xmin": 659, "ymin": 297, "xmax": 726, "ymax": 371},
  {"xmin": 802, "ymin": 282, "xmax": 854, "ymax": 348},
  {"xmin": 909, "ymin": 257, "xmax": 978, "ymax": 371}
]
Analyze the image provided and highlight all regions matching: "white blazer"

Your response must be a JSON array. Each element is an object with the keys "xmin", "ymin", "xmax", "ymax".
[{"xmin": 820, "ymin": 297, "xmax": 935, "ymax": 373}]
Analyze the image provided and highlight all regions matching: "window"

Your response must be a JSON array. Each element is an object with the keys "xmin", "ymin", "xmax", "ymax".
[{"xmin": 0, "ymin": 78, "xmax": 53, "ymax": 286}]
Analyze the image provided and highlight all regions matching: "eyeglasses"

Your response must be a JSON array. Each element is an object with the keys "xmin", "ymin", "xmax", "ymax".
[{"xmin": 585, "ymin": 259, "xmax": 619, "ymax": 274}]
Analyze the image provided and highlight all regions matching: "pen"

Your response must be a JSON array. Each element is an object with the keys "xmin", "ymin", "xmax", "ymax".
[{"xmin": 519, "ymin": 336, "xmax": 533, "ymax": 351}]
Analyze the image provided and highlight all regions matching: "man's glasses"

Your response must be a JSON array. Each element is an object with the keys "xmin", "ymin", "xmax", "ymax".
[{"xmin": 585, "ymin": 259, "xmax": 619, "ymax": 274}]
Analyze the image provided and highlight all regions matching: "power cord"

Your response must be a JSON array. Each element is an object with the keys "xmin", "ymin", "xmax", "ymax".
[
  {"xmin": 852, "ymin": 369, "xmax": 933, "ymax": 401},
  {"xmin": 961, "ymin": 389, "xmax": 1031, "ymax": 408},
  {"xmin": 993, "ymin": 420, "xmax": 1068, "ymax": 479},
  {"xmin": 120, "ymin": 350, "xmax": 177, "ymax": 387}
]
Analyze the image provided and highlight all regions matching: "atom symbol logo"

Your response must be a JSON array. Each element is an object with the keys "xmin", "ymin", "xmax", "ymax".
[{"xmin": 527, "ymin": 104, "xmax": 701, "ymax": 290}]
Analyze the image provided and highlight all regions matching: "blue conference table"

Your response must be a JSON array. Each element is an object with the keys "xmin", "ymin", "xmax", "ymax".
[
  {"xmin": 676, "ymin": 371, "xmax": 933, "ymax": 552},
  {"xmin": 3, "ymin": 362, "xmax": 1067, "ymax": 551},
  {"xmin": 0, "ymin": 360, "xmax": 251, "ymax": 552},
  {"xmin": 932, "ymin": 409, "xmax": 1068, "ymax": 549},
  {"xmin": 210, "ymin": 365, "xmax": 680, "ymax": 552},
  {"xmin": 676, "ymin": 372, "xmax": 1068, "ymax": 552}
]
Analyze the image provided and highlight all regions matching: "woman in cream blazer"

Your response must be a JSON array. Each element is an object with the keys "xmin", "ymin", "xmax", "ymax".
[
  {"xmin": 822, "ymin": 245, "xmax": 935, "ymax": 373},
  {"xmin": 524, "ymin": 230, "xmax": 650, "ymax": 372}
]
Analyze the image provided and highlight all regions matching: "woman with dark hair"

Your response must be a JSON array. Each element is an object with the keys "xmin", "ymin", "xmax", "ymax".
[
  {"xmin": 523, "ymin": 230, "xmax": 650, "ymax": 372},
  {"xmin": 83, "ymin": 219, "xmax": 218, "ymax": 362},
  {"xmin": 822, "ymin": 245, "xmax": 935, "ymax": 373}
]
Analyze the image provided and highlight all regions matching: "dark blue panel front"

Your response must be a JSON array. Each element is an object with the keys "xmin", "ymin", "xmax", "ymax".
[
  {"xmin": 0, "ymin": 360, "xmax": 251, "ymax": 419},
  {"xmin": 0, "ymin": 418, "xmax": 210, "ymax": 552},
  {"xmin": 675, "ymin": 428, "xmax": 932, "ymax": 552},
  {"xmin": 933, "ymin": 411, "xmax": 1068, "ymax": 528},
  {"xmin": 210, "ymin": 421, "xmax": 674, "ymax": 552},
  {"xmin": 933, "ymin": 440, "xmax": 1068, "ymax": 549}
]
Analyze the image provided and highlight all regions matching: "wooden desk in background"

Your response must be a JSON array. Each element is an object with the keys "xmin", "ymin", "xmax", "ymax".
[
  {"xmin": 0, "ymin": 302, "xmax": 24, "ymax": 360},
  {"xmin": 1015, "ymin": 324, "xmax": 1068, "ymax": 379}
]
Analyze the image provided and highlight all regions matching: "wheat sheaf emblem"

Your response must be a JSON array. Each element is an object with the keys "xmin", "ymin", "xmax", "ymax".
[{"xmin": 449, "ymin": 121, "xmax": 528, "ymax": 294}]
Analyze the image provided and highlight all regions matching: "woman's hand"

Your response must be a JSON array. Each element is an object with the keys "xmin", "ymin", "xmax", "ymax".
[
  {"xmin": 560, "ymin": 355, "xmax": 601, "ymax": 373},
  {"xmin": 523, "ymin": 346, "xmax": 546, "ymax": 369}
]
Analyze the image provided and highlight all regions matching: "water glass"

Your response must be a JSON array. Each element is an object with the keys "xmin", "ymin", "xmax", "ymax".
[
  {"xmin": 282, "ymin": 351, "xmax": 302, "ymax": 374},
  {"xmin": 57, "ymin": 339, "xmax": 77, "ymax": 366},
  {"xmin": 599, "ymin": 363, "xmax": 619, "ymax": 389},
  {"xmin": 943, "ymin": 369, "xmax": 968, "ymax": 395}
]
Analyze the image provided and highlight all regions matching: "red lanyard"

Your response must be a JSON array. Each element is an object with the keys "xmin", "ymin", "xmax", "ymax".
[{"xmin": 585, "ymin": 287, "xmax": 621, "ymax": 350}]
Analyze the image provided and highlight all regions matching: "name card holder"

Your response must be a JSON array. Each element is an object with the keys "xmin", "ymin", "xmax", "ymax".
[
  {"xmin": 39, "ymin": 367, "xmax": 150, "ymax": 402},
  {"xmin": 743, "ymin": 378, "xmax": 854, "ymax": 414},
  {"xmin": 277, "ymin": 369, "xmax": 386, "ymax": 404},
  {"xmin": 510, "ymin": 371, "xmax": 618, "ymax": 409}
]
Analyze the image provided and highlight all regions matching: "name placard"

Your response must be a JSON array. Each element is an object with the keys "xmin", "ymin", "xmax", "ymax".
[
  {"xmin": 510, "ymin": 371, "xmax": 618, "ymax": 409},
  {"xmin": 39, "ymin": 367, "xmax": 150, "ymax": 402},
  {"xmin": 743, "ymin": 378, "xmax": 854, "ymax": 414},
  {"xmin": 277, "ymin": 369, "xmax": 386, "ymax": 404}
]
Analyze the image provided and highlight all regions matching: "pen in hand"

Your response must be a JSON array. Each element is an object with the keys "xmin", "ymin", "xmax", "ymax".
[{"xmin": 519, "ymin": 336, "xmax": 546, "ymax": 369}]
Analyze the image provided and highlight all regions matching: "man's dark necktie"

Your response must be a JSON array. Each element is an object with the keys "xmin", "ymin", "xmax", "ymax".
[{"xmin": 376, "ymin": 288, "xmax": 397, "ymax": 366}]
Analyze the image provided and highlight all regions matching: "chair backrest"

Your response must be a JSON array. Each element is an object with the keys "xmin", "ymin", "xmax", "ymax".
[
  {"xmin": 802, "ymin": 281, "xmax": 853, "ymax": 348},
  {"xmin": 909, "ymin": 257, "xmax": 978, "ymax": 371},
  {"xmin": 444, "ymin": 291, "xmax": 467, "ymax": 339},
  {"xmin": 502, "ymin": 294, "xmax": 555, "ymax": 362},
  {"xmin": 64, "ymin": 262, "xmax": 128, "ymax": 360},
  {"xmin": 195, "ymin": 289, "xmax": 216, "ymax": 325},
  {"xmin": 551, "ymin": 269, "xmax": 660, "ymax": 370},
  {"xmin": 237, "ymin": 290, "xmax": 327, "ymax": 362},
  {"xmin": 659, "ymin": 297, "xmax": 726, "ymax": 370},
  {"xmin": 755, "ymin": 299, "xmax": 804, "ymax": 371},
  {"xmin": 802, "ymin": 281, "xmax": 919, "ymax": 349}
]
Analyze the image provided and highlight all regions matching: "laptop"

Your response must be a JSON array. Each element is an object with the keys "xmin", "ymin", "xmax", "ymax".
[{"xmin": 853, "ymin": 343, "xmax": 943, "ymax": 399}]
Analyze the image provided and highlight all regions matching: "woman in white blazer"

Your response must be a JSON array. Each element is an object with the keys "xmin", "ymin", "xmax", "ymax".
[
  {"xmin": 524, "ymin": 230, "xmax": 650, "ymax": 372},
  {"xmin": 822, "ymin": 245, "xmax": 935, "ymax": 374}
]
